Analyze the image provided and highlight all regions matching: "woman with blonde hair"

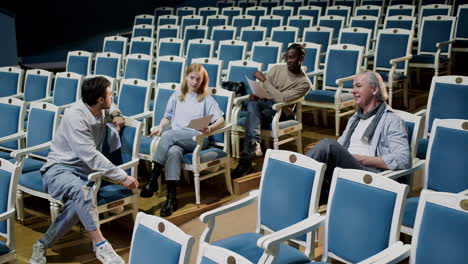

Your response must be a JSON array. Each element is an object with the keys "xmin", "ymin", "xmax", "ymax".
[{"xmin": 140, "ymin": 63, "xmax": 225, "ymax": 216}]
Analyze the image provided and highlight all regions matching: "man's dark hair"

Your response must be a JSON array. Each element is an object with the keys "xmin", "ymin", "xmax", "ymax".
[
  {"xmin": 81, "ymin": 76, "xmax": 110, "ymax": 106},
  {"xmin": 287, "ymin": 43, "xmax": 306, "ymax": 57}
]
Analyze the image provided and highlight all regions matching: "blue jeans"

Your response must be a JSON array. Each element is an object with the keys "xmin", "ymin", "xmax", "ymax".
[
  {"xmin": 40, "ymin": 164, "xmax": 99, "ymax": 247},
  {"xmin": 153, "ymin": 129, "xmax": 208, "ymax": 181},
  {"xmin": 243, "ymin": 99, "xmax": 275, "ymax": 155}
]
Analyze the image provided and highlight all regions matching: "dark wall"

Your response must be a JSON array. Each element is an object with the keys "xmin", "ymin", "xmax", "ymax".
[
  {"xmin": 4, "ymin": 0, "xmax": 216, "ymax": 58},
  {"xmin": 0, "ymin": 9, "xmax": 18, "ymax": 66}
]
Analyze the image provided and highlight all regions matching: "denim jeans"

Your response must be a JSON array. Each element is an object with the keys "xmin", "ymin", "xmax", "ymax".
[{"xmin": 242, "ymin": 99, "xmax": 276, "ymax": 156}]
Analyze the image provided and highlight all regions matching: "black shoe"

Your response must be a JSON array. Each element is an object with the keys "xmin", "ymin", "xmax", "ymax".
[
  {"xmin": 160, "ymin": 181, "xmax": 178, "ymax": 217},
  {"xmin": 232, "ymin": 157, "xmax": 253, "ymax": 179},
  {"xmin": 140, "ymin": 162, "xmax": 163, "ymax": 198}
]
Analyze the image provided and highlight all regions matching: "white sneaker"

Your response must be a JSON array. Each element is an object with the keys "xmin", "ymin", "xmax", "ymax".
[
  {"xmin": 96, "ymin": 241, "xmax": 125, "ymax": 264},
  {"xmin": 253, "ymin": 142, "xmax": 263, "ymax": 157},
  {"xmin": 29, "ymin": 241, "xmax": 46, "ymax": 264}
]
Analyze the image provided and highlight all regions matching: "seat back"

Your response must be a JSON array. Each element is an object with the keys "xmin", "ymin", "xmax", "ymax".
[
  {"xmin": 199, "ymin": 244, "xmax": 253, "ymax": 264},
  {"xmin": 181, "ymin": 15, "xmax": 203, "ymax": 39},
  {"xmin": 284, "ymin": 0, "xmax": 304, "ymax": 15},
  {"xmin": 295, "ymin": 42, "xmax": 321, "ymax": 77},
  {"xmin": 238, "ymin": 0, "xmax": 256, "ymax": 13},
  {"xmin": 287, "ymin": 15, "xmax": 313, "ymax": 40},
  {"xmin": 326, "ymin": 5, "xmax": 352, "ymax": 25},
  {"xmin": 226, "ymin": 60, "xmax": 262, "ymax": 94},
  {"xmin": 211, "ymin": 26, "xmax": 236, "ymax": 54},
  {"xmin": 303, "ymin": 2, "xmax": 328, "ymax": 15},
  {"xmin": 384, "ymin": 15, "xmax": 416, "ymax": 32},
  {"xmin": 323, "ymin": 44, "xmax": 364, "ymax": 90},
  {"xmin": 393, "ymin": 110, "xmax": 423, "ymax": 160},
  {"xmin": 338, "ymin": 27, "xmax": 372, "ymax": 54},
  {"xmin": 303, "ymin": 26, "xmax": 334, "ymax": 55},
  {"xmin": 318, "ymin": 15, "xmax": 345, "ymax": 39},
  {"xmin": 259, "ymin": 0, "xmax": 280, "ymax": 13},
  {"xmin": 157, "ymin": 15, "xmax": 179, "ymax": 27},
  {"xmin": 419, "ymin": 4, "xmax": 452, "ymax": 25},
  {"xmin": 334, "ymin": 0, "xmax": 356, "ymax": 12},
  {"xmin": 258, "ymin": 149, "xmax": 325, "ymax": 245},
  {"xmin": 374, "ymin": 28, "xmax": 412, "ymax": 73},
  {"xmin": 251, "ymin": 41, "xmax": 282, "ymax": 71},
  {"xmin": 240, "ymin": 26, "xmax": 267, "ymax": 51},
  {"xmin": 361, "ymin": 0, "xmax": 385, "ymax": 5},
  {"xmin": 66, "ymin": 50, "xmax": 92, "ymax": 76},
  {"xmin": 23, "ymin": 69, "xmax": 53, "ymax": 102},
  {"xmin": 232, "ymin": 15, "xmax": 255, "ymax": 38},
  {"xmin": 222, "ymin": 7, "xmax": 242, "ymax": 25},
  {"xmin": 152, "ymin": 83, "xmax": 178, "ymax": 127},
  {"xmin": 209, "ymin": 87, "xmax": 234, "ymax": 146},
  {"xmin": 176, "ymin": 6, "xmax": 196, "ymax": 22},
  {"xmin": 418, "ymin": 15, "xmax": 455, "ymax": 55},
  {"xmin": 355, "ymin": 5, "xmax": 382, "ymax": 17},
  {"xmin": 157, "ymin": 25, "xmax": 180, "ymax": 43},
  {"xmin": 0, "ymin": 159, "xmax": 20, "ymax": 241},
  {"xmin": 155, "ymin": 56, "xmax": 186, "ymax": 84},
  {"xmin": 0, "ymin": 97, "xmax": 25, "ymax": 150},
  {"xmin": 134, "ymin": 14, "xmax": 154, "ymax": 25},
  {"xmin": 192, "ymin": 58, "xmax": 222, "ymax": 88},
  {"xmin": 129, "ymin": 212, "xmax": 194, "ymax": 264},
  {"xmin": 117, "ymin": 79, "xmax": 151, "ymax": 118},
  {"xmin": 411, "ymin": 190, "xmax": 468, "ymax": 264},
  {"xmin": 386, "ymin": 4, "xmax": 416, "ymax": 17},
  {"xmin": 186, "ymin": 39, "xmax": 214, "ymax": 66},
  {"xmin": 154, "ymin": 7, "xmax": 174, "ymax": 21},
  {"xmin": 325, "ymin": 168, "xmax": 408, "ymax": 263},
  {"xmin": 132, "ymin": 24, "xmax": 154, "ymax": 38},
  {"xmin": 272, "ymin": 6, "xmax": 294, "ymax": 25},
  {"xmin": 425, "ymin": 119, "xmax": 468, "ymax": 193},
  {"xmin": 271, "ymin": 26, "xmax": 298, "ymax": 53},
  {"xmin": 129, "ymin": 37, "xmax": 155, "ymax": 56},
  {"xmin": 425, "ymin": 76, "xmax": 468, "ymax": 136},
  {"xmin": 217, "ymin": 0, "xmax": 235, "ymax": 9},
  {"xmin": 0, "ymin": 66, "xmax": 23, "ymax": 98},
  {"xmin": 94, "ymin": 52, "xmax": 122, "ymax": 79},
  {"xmin": 206, "ymin": 15, "xmax": 228, "ymax": 37},
  {"xmin": 124, "ymin": 54, "xmax": 153, "ymax": 81},
  {"xmin": 52, "ymin": 72, "xmax": 82, "ymax": 107},
  {"xmin": 350, "ymin": 15, "xmax": 379, "ymax": 39},
  {"xmin": 454, "ymin": 4, "xmax": 468, "ymax": 39},
  {"xmin": 103, "ymin": 36, "xmax": 128, "ymax": 57},
  {"xmin": 246, "ymin": 6, "xmax": 268, "ymax": 25},
  {"xmin": 183, "ymin": 25, "xmax": 208, "ymax": 55},
  {"xmin": 26, "ymin": 102, "xmax": 59, "ymax": 158},
  {"xmin": 199, "ymin": 7, "xmax": 218, "ymax": 24},
  {"xmin": 259, "ymin": 15, "xmax": 283, "ymax": 38},
  {"xmin": 218, "ymin": 40, "xmax": 247, "ymax": 70},
  {"xmin": 298, "ymin": 5, "xmax": 322, "ymax": 25},
  {"xmin": 158, "ymin": 38, "xmax": 183, "ymax": 57}
]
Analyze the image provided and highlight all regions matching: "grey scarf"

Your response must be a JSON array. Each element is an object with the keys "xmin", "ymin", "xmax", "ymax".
[{"xmin": 342, "ymin": 102, "xmax": 386, "ymax": 149}]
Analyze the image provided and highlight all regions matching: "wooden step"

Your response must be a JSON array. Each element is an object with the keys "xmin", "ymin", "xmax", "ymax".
[{"xmin": 233, "ymin": 171, "xmax": 262, "ymax": 195}]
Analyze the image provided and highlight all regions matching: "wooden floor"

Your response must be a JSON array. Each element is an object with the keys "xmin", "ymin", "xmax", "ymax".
[{"xmin": 6, "ymin": 96, "xmax": 424, "ymax": 263}]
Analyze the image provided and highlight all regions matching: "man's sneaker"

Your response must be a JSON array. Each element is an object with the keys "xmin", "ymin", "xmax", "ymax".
[
  {"xmin": 96, "ymin": 241, "xmax": 124, "ymax": 264},
  {"xmin": 29, "ymin": 240, "xmax": 46, "ymax": 264},
  {"xmin": 232, "ymin": 157, "xmax": 253, "ymax": 179},
  {"xmin": 253, "ymin": 142, "xmax": 263, "ymax": 157}
]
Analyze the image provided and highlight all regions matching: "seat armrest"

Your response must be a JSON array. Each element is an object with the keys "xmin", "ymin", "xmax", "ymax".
[
  {"xmin": 128, "ymin": 111, "xmax": 152, "ymax": 121},
  {"xmin": 389, "ymin": 54, "xmax": 413, "ymax": 65},
  {"xmin": 0, "ymin": 132, "xmax": 27, "ymax": 145},
  {"xmin": 367, "ymin": 242, "xmax": 411, "ymax": 264},
  {"xmin": 193, "ymin": 124, "xmax": 232, "ymax": 142},
  {"xmin": 459, "ymin": 189, "xmax": 468, "ymax": 196},
  {"xmin": 380, "ymin": 159, "xmax": 425, "ymax": 180},
  {"xmin": 307, "ymin": 70, "xmax": 323, "ymax": 77},
  {"xmin": 0, "ymin": 209, "xmax": 16, "ymax": 222},
  {"xmin": 87, "ymin": 159, "xmax": 140, "ymax": 181},
  {"xmin": 258, "ymin": 214, "xmax": 324, "ymax": 250},
  {"xmin": 199, "ymin": 190, "xmax": 259, "ymax": 223},
  {"xmin": 436, "ymin": 39, "xmax": 455, "ymax": 49},
  {"xmin": 10, "ymin": 142, "xmax": 51, "ymax": 160},
  {"xmin": 272, "ymin": 98, "xmax": 303, "ymax": 111},
  {"xmin": 233, "ymin": 95, "xmax": 250, "ymax": 107},
  {"xmin": 414, "ymin": 109, "xmax": 426, "ymax": 117},
  {"xmin": 335, "ymin": 75, "xmax": 355, "ymax": 86}
]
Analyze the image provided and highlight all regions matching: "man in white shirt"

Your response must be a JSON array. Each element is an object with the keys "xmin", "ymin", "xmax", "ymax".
[{"xmin": 306, "ymin": 71, "xmax": 411, "ymax": 205}]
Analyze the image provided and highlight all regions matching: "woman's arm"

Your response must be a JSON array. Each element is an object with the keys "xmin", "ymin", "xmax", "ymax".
[
  {"xmin": 200, "ymin": 116, "xmax": 225, "ymax": 134},
  {"xmin": 148, "ymin": 117, "xmax": 171, "ymax": 138}
]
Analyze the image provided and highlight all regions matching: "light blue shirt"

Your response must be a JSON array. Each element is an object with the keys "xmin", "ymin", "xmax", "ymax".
[{"xmin": 164, "ymin": 90, "xmax": 224, "ymax": 132}]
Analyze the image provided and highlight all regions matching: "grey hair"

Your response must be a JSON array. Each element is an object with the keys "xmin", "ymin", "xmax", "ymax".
[{"xmin": 359, "ymin": 71, "xmax": 388, "ymax": 101}]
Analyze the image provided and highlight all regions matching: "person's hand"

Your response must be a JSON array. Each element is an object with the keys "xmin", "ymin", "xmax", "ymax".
[
  {"xmin": 249, "ymin": 94, "xmax": 260, "ymax": 101},
  {"xmin": 121, "ymin": 176, "xmax": 139, "ymax": 190},
  {"xmin": 112, "ymin": 116, "xmax": 125, "ymax": 132},
  {"xmin": 199, "ymin": 126, "xmax": 211, "ymax": 135},
  {"xmin": 148, "ymin": 125, "xmax": 163, "ymax": 138},
  {"xmin": 353, "ymin": 154, "xmax": 373, "ymax": 166},
  {"xmin": 253, "ymin": 71, "xmax": 266, "ymax": 82}
]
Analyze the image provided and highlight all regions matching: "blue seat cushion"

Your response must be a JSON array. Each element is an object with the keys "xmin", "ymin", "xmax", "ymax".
[
  {"xmin": 402, "ymin": 197, "xmax": 419, "ymax": 228},
  {"xmin": 377, "ymin": 71, "xmax": 406, "ymax": 82},
  {"xmin": 213, "ymin": 233, "xmax": 310, "ymax": 264},
  {"xmin": 19, "ymin": 170, "xmax": 45, "ymax": 192},
  {"xmin": 183, "ymin": 148, "xmax": 227, "ymax": 164},
  {"xmin": 416, "ymin": 138, "xmax": 429, "ymax": 160},
  {"xmin": 410, "ymin": 54, "xmax": 449, "ymax": 64},
  {"xmin": 0, "ymin": 240, "xmax": 10, "ymax": 255},
  {"xmin": 8, "ymin": 158, "xmax": 45, "ymax": 173},
  {"xmin": 97, "ymin": 181, "xmax": 134, "ymax": 205},
  {"xmin": 304, "ymin": 90, "xmax": 354, "ymax": 103},
  {"xmin": 237, "ymin": 117, "xmax": 300, "ymax": 130},
  {"xmin": 139, "ymin": 135, "xmax": 152, "ymax": 155},
  {"xmin": 0, "ymin": 151, "xmax": 11, "ymax": 159}
]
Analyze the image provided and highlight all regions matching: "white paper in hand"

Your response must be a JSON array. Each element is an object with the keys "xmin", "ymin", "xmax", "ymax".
[
  {"xmin": 187, "ymin": 114, "xmax": 214, "ymax": 130},
  {"xmin": 245, "ymin": 74, "xmax": 272, "ymax": 99}
]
